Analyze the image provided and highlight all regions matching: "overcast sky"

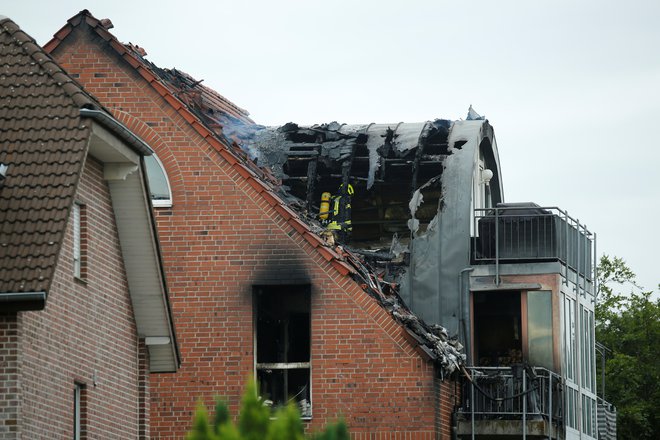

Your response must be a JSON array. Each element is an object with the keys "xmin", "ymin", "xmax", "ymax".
[{"xmin": 4, "ymin": 0, "xmax": 659, "ymax": 292}]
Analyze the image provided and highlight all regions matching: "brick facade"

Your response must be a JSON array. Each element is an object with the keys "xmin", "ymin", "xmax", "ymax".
[
  {"xmin": 0, "ymin": 315, "xmax": 20, "ymax": 439},
  {"xmin": 0, "ymin": 157, "xmax": 150, "ymax": 438},
  {"xmin": 50, "ymin": 21, "xmax": 458, "ymax": 439}
]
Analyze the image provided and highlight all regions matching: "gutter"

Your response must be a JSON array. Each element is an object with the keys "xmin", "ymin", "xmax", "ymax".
[
  {"xmin": 80, "ymin": 108, "xmax": 153, "ymax": 156},
  {"xmin": 0, "ymin": 291, "xmax": 46, "ymax": 311}
]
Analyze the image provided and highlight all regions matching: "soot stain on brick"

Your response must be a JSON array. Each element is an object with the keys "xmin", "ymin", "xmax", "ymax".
[{"xmin": 250, "ymin": 252, "xmax": 311, "ymax": 287}]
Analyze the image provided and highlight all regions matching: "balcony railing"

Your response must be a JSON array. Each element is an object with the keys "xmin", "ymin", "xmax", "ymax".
[
  {"xmin": 458, "ymin": 366, "xmax": 563, "ymax": 438},
  {"xmin": 473, "ymin": 203, "xmax": 595, "ymax": 282}
]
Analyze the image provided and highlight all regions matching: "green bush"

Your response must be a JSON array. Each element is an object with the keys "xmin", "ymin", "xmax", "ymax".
[{"xmin": 186, "ymin": 380, "xmax": 348, "ymax": 440}]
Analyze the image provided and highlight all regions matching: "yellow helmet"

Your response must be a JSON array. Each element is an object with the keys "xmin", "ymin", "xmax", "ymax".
[{"xmin": 339, "ymin": 183, "xmax": 354, "ymax": 195}]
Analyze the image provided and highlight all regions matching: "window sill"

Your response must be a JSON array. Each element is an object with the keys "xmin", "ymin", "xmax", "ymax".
[
  {"xmin": 152, "ymin": 200, "xmax": 173, "ymax": 208},
  {"xmin": 74, "ymin": 276, "xmax": 88, "ymax": 286},
  {"xmin": 269, "ymin": 416, "xmax": 312, "ymax": 422}
]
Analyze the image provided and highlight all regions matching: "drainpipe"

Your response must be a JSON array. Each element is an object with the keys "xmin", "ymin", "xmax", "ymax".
[
  {"xmin": 451, "ymin": 408, "xmax": 459, "ymax": 440},
  {"xmin": 459, "ymin": 267, "xmax": 474, "ymax": 365}
]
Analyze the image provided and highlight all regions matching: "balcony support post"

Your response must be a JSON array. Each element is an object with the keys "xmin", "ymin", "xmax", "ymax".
[
  {"xmin": 471, "ymin": 375, "xmax": 475, "ymax": 440},
  {"xmin": 549, "ymin": 372, "xmax": 553, "ymax": 437},
  {"xmin": 523, "ymin": 367, "xmax": 527, "ymax": 440},
  {"xmin": 495, "ymin": 207, "xmax": 500, "ymax": 286},
  {"xmin": 564, "ymin": 211, "xmax": 569, "ymax": 286}
]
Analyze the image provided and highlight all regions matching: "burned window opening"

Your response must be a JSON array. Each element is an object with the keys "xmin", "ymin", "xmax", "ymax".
[
  {"xmin": 255, "ymin": 285, "xmax": 311, "ymax": 417},
  {"xmin": 473, "ymin": 291, "xmax": 523, "ymax": 367}
]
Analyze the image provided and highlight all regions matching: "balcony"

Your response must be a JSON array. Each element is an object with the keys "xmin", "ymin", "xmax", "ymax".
[
  {"xmin": 457, "ymin": 366, "xmax": 563, "ymax": 439},
  {"xmin": 473, "ymin": 203, "xmax": 595, "ymax": 282}
]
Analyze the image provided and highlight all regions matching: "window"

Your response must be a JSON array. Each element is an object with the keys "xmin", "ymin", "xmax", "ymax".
[
  {"xmin": 144, "ymin": 154, "xmax": 172, "ymax": 207},
  {"xmin": 72, "ymin": 203, "xmax": 86, "ymax": 279},
  {"xmin": 527, "ymin": 290, "xmax": 553, "ymax": 370},
  {"xmin": 73, "ymin": 383, "xmax": 86, "ymax": 439},
  {"xmin": 579, "ymin": 305, "xmax": 597, "ymax": 392},
  {"xmin": 473, "ymin": 291, "xmax": 522, "ymax": 366},
  {"xmin": 564, "ymin": 296, "xmax": 576, "ymax": 381},
  {"xmin": 254, "ymin": 285, "xmax": 311, "ymax": 418}
]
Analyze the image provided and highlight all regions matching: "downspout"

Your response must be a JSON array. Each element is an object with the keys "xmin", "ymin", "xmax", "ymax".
[{"xmin": 459, "ymin": 267, "xmax": 474, "ymax": 365}]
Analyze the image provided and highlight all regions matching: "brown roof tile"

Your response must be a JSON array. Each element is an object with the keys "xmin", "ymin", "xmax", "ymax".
[{"xmin": 0, "ymin": 17, "xmax": 92, "ymax": 294}]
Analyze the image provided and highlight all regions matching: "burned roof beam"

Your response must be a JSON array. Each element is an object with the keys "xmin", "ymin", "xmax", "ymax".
[
  {"xmin": 378, "ymin": 127, "xmax": 396, "ymax": 182},
  {"xmin": 288, "ymin": 143, "xmax": 323, "ymax": 149},
  {"xmin": 340, "ymin": 150, "xmax": 354, "ymax": 191},
  {"xmin": 410, "ymin": 136, "xmax": 427, "ymax": 194},
  {"xmin": 305, "ymin": 154, "xmax": 319, "ymax": 213},
  {"xmin": 328, "ymin": 174, "xmax": 383, "ymax": 184}
]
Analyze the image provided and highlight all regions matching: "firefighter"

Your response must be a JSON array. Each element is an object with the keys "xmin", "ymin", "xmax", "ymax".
[{"xmin": 319, "ymin": 183, "xmax": 353, "ymax": 241}]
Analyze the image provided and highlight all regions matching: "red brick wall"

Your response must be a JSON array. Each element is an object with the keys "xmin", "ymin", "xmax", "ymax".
[
  {"xmin": 436, "ymin": 377, "xmax": 460, "ymax": 440},
  {"xmin": 0, "ymin": 315, "xmax": 20, "ymax": 439},
  {"xmin": 138, "ymin": 340, "xmax": 151, "ymax": 440},
  {"xmin": 0, "ymin": 157, "xmax": 144, "ymax": 438},
  {"xmin": 51, "ymin": 25, "xmax": 458, "ymax": 439}
]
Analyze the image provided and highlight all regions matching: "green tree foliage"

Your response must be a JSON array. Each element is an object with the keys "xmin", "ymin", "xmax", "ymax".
[
  {"xmin": 186, "ymin": 381, "xmax": 348, "ymax": 440},
  {"xmin": 596, "ymin": 255, "xmax": 659, "ymax": 440}
]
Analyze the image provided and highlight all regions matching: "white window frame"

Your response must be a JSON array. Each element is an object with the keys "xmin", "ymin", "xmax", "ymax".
[
  {"xmin": 73, "ymin": 203, "xmax": 82, "ymax": 278},
  {"xmin": 144, "ymin": 154, "xmax": 173, "ymax": 208},
  {"xmin": 73, "ymin": 383, "xmax": 83, "ymax": 440}
]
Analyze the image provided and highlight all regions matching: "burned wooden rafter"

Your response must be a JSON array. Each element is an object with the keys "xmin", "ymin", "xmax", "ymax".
[
  {"xmin": 305, "ymin": 158, "xmax": 318, "ymax": 213},
  {"xmin": 411, "ymin": 136, "xmax": 427, "ymax": 195},
  {"xmin": 378, "ymin": 126, "xmax": 396, "ymax": 182}
]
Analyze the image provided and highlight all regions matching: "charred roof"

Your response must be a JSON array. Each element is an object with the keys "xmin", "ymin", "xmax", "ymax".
[{"xmin": 239, "ymin": 120, "xmax": 455, "ymax": 248}]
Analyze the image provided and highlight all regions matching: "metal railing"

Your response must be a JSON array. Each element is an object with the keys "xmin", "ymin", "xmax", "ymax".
[
  {"xmin": 459, "ymin": 366, "xmax": 563, "ymax": 437},
  {"xmin": 473, "ymin": 204, "xmax": 595, "ymax": 283}
]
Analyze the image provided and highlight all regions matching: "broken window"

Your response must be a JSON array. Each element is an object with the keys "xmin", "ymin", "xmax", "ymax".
[
  {"xmin": 473, "ymin": 291, "xmax": 522, "ymax": 366},
  {"xmin": 254, "ymin": 285, "xmax": 311, "ymax": 418}
]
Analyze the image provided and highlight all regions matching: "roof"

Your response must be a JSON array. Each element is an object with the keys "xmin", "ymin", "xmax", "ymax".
[
  {"xmin": 0, "ymin": 16, "xmax": 94, "ymax": 296},
  {"xmin": 45, "ymin": 10, "xmax": 464, "ymax": 375}
]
